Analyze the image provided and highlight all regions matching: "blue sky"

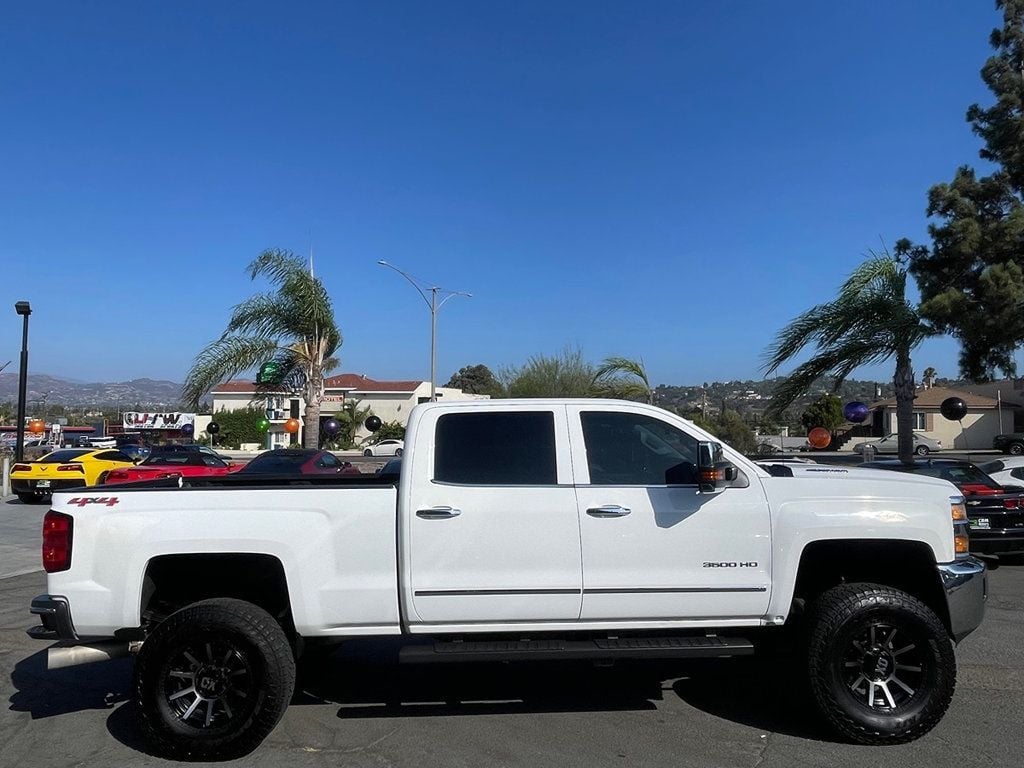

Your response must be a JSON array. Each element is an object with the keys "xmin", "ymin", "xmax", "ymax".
[{"xmin": 0, "ymin": 1, "xmax": 1006, "ymax": 388}]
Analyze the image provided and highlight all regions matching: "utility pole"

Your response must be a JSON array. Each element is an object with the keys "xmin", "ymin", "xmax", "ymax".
[{"xmin": 377, "ymin": 261, "xmax": 472, "ymax": 401}]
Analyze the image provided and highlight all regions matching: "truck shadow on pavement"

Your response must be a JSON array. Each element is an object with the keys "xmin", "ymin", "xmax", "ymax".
[
  {"xmin": 9, "ymin": 640, "xmax": 831, "ymax": 756},
  {"xmin": 8, "ymin": 649, "xmax": 132, "ymax": 719},
  {"xmin": 299, "ymin": 639, "xmax": 833, "ymax": 741}
]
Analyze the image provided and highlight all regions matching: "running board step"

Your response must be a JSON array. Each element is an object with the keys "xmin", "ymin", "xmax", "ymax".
[{"xmin": 399, "ymin": 635, "xmax": 753, "ymax": 664}]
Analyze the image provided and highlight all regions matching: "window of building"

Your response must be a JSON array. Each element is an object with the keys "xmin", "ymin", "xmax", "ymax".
[
  {"xmin": 434, "ymin": 411, "xmax": 556, "ymax": 485},
  {"xmin": 912, "ymin": 412, "xmax": 927, "ymax": 431}
]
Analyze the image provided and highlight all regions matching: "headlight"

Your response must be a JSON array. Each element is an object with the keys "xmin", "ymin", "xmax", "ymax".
[{"xmin": 951, "ymin": 496, "xmax": 970, "ymax": 558}]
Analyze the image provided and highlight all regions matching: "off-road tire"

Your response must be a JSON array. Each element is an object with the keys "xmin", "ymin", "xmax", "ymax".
[
  {"xmin": 805, "ymin": 583, "xmax": 955, "ymax": 745},
  {"xmin": 134, "ymin": 598, "xmax": 296, "ymax": 761}
]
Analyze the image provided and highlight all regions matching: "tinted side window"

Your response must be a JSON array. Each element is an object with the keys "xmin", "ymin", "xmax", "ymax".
[
  {"xmin": 434, "ymin": 412, "xmax": 556, "ymax": 485},
  {"xmin": 1012, "ymin": 468, "xmax": 1024, "ymax": 481},
  {"xmin": 581, "ymin": 411, "xmax": 699, "ymax": 485}
]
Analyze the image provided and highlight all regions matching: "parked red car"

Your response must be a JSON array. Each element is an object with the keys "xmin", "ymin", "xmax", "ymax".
[{"xmin": 103, "ymin": 449, "xmax": 240, "ymax": 485}]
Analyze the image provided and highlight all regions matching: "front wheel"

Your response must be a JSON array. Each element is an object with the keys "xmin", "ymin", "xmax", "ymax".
[
  {"xmin": 914, "ymin": 445, "xmax": 929, "ymax": 456},
  {"xmin": 395, "ymin": 448, "xmax": 403, "ymax": 457},
  {"xmin": 134, "ymin": 598, "xmax": 296, "ymax": 761},
  {"xmin": 805, "ymin": 583, "xmax": 955, "ymax": 745},
  {"xmin": 1009, "ymin": 442, "xmax": 1024, "ymax": 456}
]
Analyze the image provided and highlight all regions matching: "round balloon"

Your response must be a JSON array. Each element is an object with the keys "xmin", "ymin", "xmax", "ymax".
[
  {"xmin": 257, "ymin": 418, "xmax": 270, "ymax": 432},
  {"xmin": 284, "ymin": 418, "xmax": 301, "ymax": 434},
  {"xmin": 322, "ymin": 418, "xmax": 341, "ymax": 436},
  {"xmin": 365, "ymin": 415, "xmax": 382, "ymax": 433},
  {"xmin": 27, "ymin": 419, "xmax": 46, "ymax": 434},
  {"xmin": 207, "ymin": 421, "xmax": 220, "ymax": 435},
  {"xmin": 180, "ymin": 423, "xmax": 195, "ymax": 437},
  {"xmin": 807, "ymin": 427, "xmax": 831, "ymax": 449},
  {"xmin": 940, "ymin": 397, "xmax": 968, "ymax": 421},
  {"xmin": 843, "ymin": 401, "xmax": 870, "ymax": 424}
]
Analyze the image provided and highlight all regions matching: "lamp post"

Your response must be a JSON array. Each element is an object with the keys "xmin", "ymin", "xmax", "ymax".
[
  {"xmin": 14, "ymin": 301, "xmax": 31, "ymax": 462},
  {"xmin": 377, "ymin": 261, "xmax": 471, "ymax": 402}
]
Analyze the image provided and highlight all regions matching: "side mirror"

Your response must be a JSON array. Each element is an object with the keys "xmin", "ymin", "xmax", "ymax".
[{"xmin": 697, "ymin": 440, "xmax": 737, "ymax": 493}]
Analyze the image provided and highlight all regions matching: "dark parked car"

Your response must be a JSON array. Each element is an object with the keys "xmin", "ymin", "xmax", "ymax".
[
  {"xmin": 993, "ymin": 432, "xmax": 1024, "ymax": 455},
  {"xmin": 861, "ymin": 458, "xmax": 1024, "ymax": 555},
  {"xmin": 237, "ymin": 449, "xmax": 360, "ymax": 475}
]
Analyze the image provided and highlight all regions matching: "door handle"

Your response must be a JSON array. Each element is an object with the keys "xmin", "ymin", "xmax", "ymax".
[
  {"xmin": 586, "ymin": 505, "xmax": 631, "ymax": 518},
  {"xmin": 416, "ymin": 506, "xmax": 463, "ymax": 519}
]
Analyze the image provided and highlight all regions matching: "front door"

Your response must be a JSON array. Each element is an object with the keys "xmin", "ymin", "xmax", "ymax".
[
  {"xmin": 405, "ymin": 406, "xmax": 583, "ymax": 625},
  {"xmin": 567, "ymin": 405, "xmax": 772, "ymax": 622}
]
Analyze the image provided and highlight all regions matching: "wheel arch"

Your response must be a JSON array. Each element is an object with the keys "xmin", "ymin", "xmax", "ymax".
[
  {"xmin": 141, "ymin": 553, "xmax": 295, "ymax": 639},
  {"xmin": 790, "ymin": 539, "xmax": 950, "ymax": 636}
]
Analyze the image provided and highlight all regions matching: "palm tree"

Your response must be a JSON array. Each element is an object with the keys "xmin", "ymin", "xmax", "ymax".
[
  {"xmin": 593, "ymin": 356, "xmax": 653, "ymax": 402},
  {"xmin": 923, "ymin": 366, "xmax": 937, "ymax": 389},
  {"xmin": 182, "ymin": 250, "xmax": 342, "ymax": 449},
  {"xmin": 336, "ymin": 398, "xmax": 373, "ymax": 449},
  {"xmin": 763, "ymin": 255, "xmax": 934, "ymax": 463},
  {"xmin": 505, "ymin": 348, "xmax": 652, "ymax": 400}
]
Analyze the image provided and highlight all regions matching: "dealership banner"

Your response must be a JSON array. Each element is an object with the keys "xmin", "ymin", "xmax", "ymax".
[{"xmin": 122, "ymin": 412, "xmax": 196, "ymax": 430}]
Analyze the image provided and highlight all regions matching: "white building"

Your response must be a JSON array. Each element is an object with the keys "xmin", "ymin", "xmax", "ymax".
[{"xmin": 211, "ymin": 373, "xmax": 488, "ymax": 448}]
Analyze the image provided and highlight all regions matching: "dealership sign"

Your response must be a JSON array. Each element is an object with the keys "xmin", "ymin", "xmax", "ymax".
[{"xmin": 122, "ymin": 412, "xmax": 196, "ymax": 430}]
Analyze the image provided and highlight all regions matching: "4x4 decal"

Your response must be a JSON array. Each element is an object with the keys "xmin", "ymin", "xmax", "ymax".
[{"xmin": 66, "ymin": 497, "xmax": 120, "ymax": 507}]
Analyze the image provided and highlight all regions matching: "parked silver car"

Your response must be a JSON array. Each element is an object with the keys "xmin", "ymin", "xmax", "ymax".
[{"xmin": 853, "ymin": 433, "xmax": 942, "ymax": 456}]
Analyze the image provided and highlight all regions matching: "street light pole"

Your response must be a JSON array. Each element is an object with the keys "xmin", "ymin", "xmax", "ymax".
[
  {"xmin": 377, "ymin": 261, "xmax": 471, "ymax": 401},
  {"xmin": 14, "ymin": 301, "xmax": 31, "ymax": 462}
]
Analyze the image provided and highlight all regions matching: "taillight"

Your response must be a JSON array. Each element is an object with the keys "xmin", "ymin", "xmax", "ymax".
[
  {"xmin": 58, "ymin": 464, "xmax": 85, "ymax": 473},
  {"xmin": 42, "ymin": 511, "xmax": 73, "ymax": 573},
  {"xmin": 12, "ymin": 464, "xmax": 30, "ymax": 472},
  {"xmin": 1005, "ymin": 498, "xmax": 1020, "ymax": 509}
]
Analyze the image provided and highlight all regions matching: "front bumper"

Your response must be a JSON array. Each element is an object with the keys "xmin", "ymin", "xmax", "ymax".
[
  {"xmin": 28, "ymin": 594, "xmax": 79, "ymax": 641},
  {"xmin": 937, "ymin": 557, "xmax": 987, "ymax": 643}
]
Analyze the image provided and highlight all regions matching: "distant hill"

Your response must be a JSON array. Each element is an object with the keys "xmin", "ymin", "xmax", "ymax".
[
  {"xmin": 654, "ymin": 377, "xmax": 896, "ymax": 416},
  {"xmin": 0, "ymin": 373, "xmax": 184, "ymax": 408}
]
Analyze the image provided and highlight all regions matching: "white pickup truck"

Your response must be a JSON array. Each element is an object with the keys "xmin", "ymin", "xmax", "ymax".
[{"xmin": 29, "ymin": 399, "xmax": 986, "ymax": 759}]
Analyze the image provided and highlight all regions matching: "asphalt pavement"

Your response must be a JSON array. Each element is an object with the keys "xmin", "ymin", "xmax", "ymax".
[{"xmin": 1, "ymin": 493, "xmax": 1022, "ymax": 767}]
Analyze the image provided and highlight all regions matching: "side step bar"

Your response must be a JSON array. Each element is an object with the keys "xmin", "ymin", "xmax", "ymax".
[{"xmin": 399, "ymin": 635, "xmax": 754, "ymax": 664}]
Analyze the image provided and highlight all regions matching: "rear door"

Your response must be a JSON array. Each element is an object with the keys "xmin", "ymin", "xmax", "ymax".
[{"xmin": 404, "ymin": 406, "xmax": 582, "ymax": 625}]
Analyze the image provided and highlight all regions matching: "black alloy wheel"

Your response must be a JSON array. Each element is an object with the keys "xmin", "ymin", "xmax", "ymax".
[
  {"xmin": 134, "ymin": 598, "xmax": 295, "ymax": 760},
  {"xmin": 1010, "ymin": 442, "xmax": 1024, "ymax": 456},
  {"xmin": 806, "ymin": 583, "xmax": 955, "ymax": 745}
]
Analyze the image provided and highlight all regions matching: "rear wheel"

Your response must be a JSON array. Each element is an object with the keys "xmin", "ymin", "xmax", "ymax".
[
  {"xmin": 395, "ymin": 448, "xmax": 403, "ymax": 457},
  {"xmin": 16, "ymin": 492, "xmax": 43, "ymax": 504},
  {"xmin": 1010, "ymin": 442, "xmax": 1024, "ymax": 456},
  {"xmin": 363, "ymin": 449, "xmax": 373, "ymax": 457},
  {"xmin": 134, "ymin": 598, "xmax": 296, "ymax": 761},
  {"xmin": 914, "ymin": 445, "xmax": 929, "ymax": 456},
  {"xmin": 805, "ymin": 583, "xmax": 955, "ymax": 745}
]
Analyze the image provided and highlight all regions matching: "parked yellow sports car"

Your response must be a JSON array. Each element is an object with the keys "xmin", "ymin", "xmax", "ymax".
[{"xmin": 11, "ymin": 447, "xmax": 136, "ymax": 504}]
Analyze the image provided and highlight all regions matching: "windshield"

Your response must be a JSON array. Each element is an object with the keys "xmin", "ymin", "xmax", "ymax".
[{"xmin": 914, "ymin": 463, "xmax": 1000, "ymax": 488}]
